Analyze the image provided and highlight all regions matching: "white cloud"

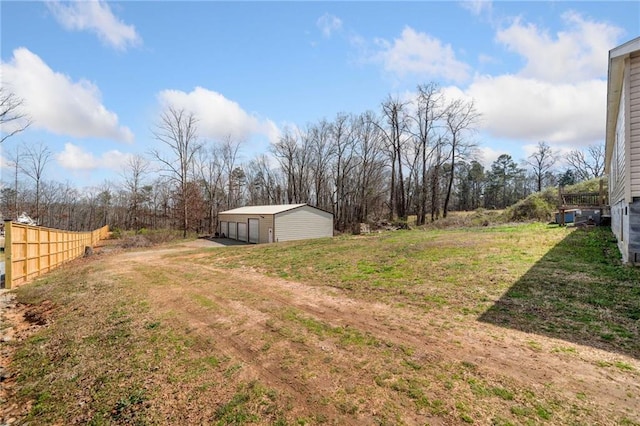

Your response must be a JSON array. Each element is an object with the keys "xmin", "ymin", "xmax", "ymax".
[
  {"xmin": 157, "ymin": 87, "xmax": 280, "ymax": 144},
  {"xmin": 55, "ymin": 142, "xmax": 131, "ymax": 171},
  {"xmin": 477, "ymin": 146, "xmax": 503, "ymax": 167},
  {"xmin": 496, "ymin": 11, "xmax": 623, "ymax": 83},
  {"xmin": 478, "ymin": 53, "xmax": 497, "ymax": 65},
  {"xmin": 46, "ymin": 0, "xmax": 141, "ymax": 51},
  {"xmin": 317, "ymin": 13, "xmax": 343, "ymax": 38},
  {"xmin": 372, "ymin": 27, "xmax": 470, "ymax": 83},
  {"xmin": 454, "ymin": 75, "xmax": 606, "ymax": 145},
  {"xmin": 1, "ymin": 48, "xmax": 134, "ymax": 143},
  {"xmin": 460, "ymin": 0, "xmax": 493, "ymax": 17},
  {"xmin": 439, "ymin": 12, "xmax": 624, "ymax": 148},
  {"xmin": 0, "ymin": 152, "xmax": 12, "ymax": 170},
  {"xmin": 521, "ymin": 142, "xmax": 570, "ymax": 160}
]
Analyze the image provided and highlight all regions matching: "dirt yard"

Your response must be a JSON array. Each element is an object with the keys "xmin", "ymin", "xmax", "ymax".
[{"xmin": 2, "ymin": 229, "xmax": 639, "ymax": 424}]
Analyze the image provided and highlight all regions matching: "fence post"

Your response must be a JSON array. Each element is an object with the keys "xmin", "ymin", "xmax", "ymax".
[
  {"xmin": 36, "ymin": 226, "xmax": 41, "ymax": 282},
  {"xmin": 4, "ymin": 220, "xmax": 12, "ymax": 289}
]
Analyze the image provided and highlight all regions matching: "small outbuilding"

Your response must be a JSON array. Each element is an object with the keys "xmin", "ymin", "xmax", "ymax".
[{"xmin": 218, "ymin": 204, "xmax": 334, "ymax": 244}]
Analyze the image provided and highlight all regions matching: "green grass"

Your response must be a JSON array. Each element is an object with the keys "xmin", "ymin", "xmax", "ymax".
[
  {"xmin": 281, "ymin": 308, "xmax": 380, "ymax": 347},
  {"xmin": 480, "ymin": 226, "xmax": 640, "ymax": 357},
  {"xmin": 7, "ymin": 222, "xmax": 640, "ymax": 425},
  {"xmin": 194, "ymin": 223, "xmax": 559, "ymax": 308},
  {"xmin": 192, "ymin": 223, "xmax": 640, "ymax": 358}
]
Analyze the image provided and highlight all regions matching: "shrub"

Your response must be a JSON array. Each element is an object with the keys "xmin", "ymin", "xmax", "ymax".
[
  {"xmin": 109, "ymin": 227, "xmax": 122, "ymax": 239},
  {"xmin": 503, "ymin": 191, "xmax": 555, "ymax": 222}
]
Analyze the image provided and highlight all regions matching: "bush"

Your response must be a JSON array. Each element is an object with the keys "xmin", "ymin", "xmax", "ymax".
[
  {"xmin": 115, "ymin": 228, "xmax": 187, "ymax": 248},
  {"xmin": 501, "ymin": 177, "xmax": 607, "ymax": 223},
  {"xmin": 109, "ymin": 227, "xmax": 122, "ymax": 239},
  {"xmin": 120, "ymin": 234, "xmax": 152, "ymax": 248},
  {"xmin": 503, "ymin": 192, "xmax": 555, "ymax": 222}
]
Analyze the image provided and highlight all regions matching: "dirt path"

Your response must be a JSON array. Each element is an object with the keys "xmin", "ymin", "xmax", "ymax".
[{"xmin": 105, "ymin": 243, "xmax": 640, "ymax": 423}]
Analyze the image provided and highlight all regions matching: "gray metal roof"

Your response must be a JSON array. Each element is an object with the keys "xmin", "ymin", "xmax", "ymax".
[{"xmin": 219, "ymin": 204, "xmax": 307, "ymax": 215}]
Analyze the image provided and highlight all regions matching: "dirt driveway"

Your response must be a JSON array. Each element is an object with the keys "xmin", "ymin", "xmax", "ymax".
[{"xmin": 105, "ymin": 241, "xmax": 640, "ymax": 423}]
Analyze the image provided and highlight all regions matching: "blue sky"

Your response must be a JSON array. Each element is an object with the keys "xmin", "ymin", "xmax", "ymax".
[{"xmin": 1, "ymin": 1, "xmax": 639, "ymax": 188}]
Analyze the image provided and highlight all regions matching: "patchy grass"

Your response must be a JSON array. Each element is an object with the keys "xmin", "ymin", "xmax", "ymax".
[
  {"xmin": 480, "ymin": 226, "xmax": 640, "ymax": 358},
  {"xmin": 201, "ymin": 223, "xmax": 558, "ymax": 308},
  {"xmin": 5, "ymin": 222, "xmax": 640, "ymax": 424}
]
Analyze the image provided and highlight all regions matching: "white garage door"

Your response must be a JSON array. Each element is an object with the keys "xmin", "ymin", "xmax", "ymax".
[
  {"xmin": 220, "ymin": 221, "xmax": 228, "ymax": 237},
  {"xmin": 237, "ymin": 222, "xmax": 247, "ymax": 242},
  {"xmin": 228, "ymin": 222, "xmax": 237, "ymax": 239},
  {"xmin": 248, "ymin": 219, "xmax": 259, "ymax": 244}
]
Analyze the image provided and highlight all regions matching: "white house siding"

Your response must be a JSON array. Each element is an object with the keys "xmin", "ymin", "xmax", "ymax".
[
  {"xmin": 630, "ymin": 53, "xmax": 640, "ymax": 197},
  {"xmin": 274, "ymin": 205, "xmax": 333, "ymax": 242},
  {"xmin": 611, "ymin": 200, "xmax": 630, "ymax": 263},
  {"xmin": 629, "ymin": 198, "xmax": 640, "ymax": 263},
  {"xmin": 610, "ymin": 73, "xmax": 629, "ymax": 261},
  {"xmin": 607, "ymin": 38, "xmax": 640, "ymax": 264},
  {"xmin": 610, "ymin": 78, "xmax": 627, "ymax": 205}
]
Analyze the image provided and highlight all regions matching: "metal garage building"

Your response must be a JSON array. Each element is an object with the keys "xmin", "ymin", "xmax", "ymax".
[{"xmin": 218, "ymin": 204, "xmax": 334, "ymax": 244}]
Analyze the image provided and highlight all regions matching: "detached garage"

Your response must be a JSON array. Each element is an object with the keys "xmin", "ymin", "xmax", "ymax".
[{"xmin": 218, "ymin": 204, "xmax": 333, "ymax": 244}]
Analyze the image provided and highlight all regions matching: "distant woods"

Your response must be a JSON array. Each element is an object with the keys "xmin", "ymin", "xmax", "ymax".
[{"xmin": 2, "ymin": 84, "xmax": 605, "ymax": 233}]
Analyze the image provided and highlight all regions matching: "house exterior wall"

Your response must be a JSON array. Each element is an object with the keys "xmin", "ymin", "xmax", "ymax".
[
  {"xmin": 610, "ymin": 77, "xmax": 627, "ymax": 205},
  {"xmin": 607, "ymin": 38, "xmax": 640, "ymax": 265},
  {"xmin": 629, "ymin": 198, "xmax": 640, "ymax": 263},
  {"xmin": 274, "ymin": 205, "xmax": 333, "ymax": 242},
  {"xmin": 630, "ymin": 53, "xmax": 640, "ymax": 198},
  {"xmin": 611, "ymin": 200, "xmax": 630, "ymax": 263}
]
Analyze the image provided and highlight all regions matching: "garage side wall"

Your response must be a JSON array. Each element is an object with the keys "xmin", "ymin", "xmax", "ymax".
[
  {"xmin": 218, "ymin": 214, "xmax": 274, "ymax": 243},
  {"xmin": 274, "ymin": 206, "xmax": 333, "ymax": 242}
]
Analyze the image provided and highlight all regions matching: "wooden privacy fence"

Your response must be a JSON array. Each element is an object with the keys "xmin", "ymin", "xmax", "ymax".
[{"xmin": 3, "ymin": 221, "xmax": 110, "ymax": 289}]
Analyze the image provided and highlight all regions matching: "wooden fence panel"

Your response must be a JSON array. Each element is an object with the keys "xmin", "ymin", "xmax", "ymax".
[{"xmin": 3, "ymin": 221, "xmax": 109, "ymax": 289}]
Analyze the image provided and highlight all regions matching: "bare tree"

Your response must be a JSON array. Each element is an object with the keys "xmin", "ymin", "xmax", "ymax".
[
  {"xmin": 565, "ymin": 144, "xmax": 605, "ymax": 182},
  {"xmin": 442, "ymin": 99, "xmax": 479, "ymax": 218},
  {"xmin": 120, "ymin": 154, "xmax": 150, "ymax": 230},
  {"xmin": 331, "ymin": 113, "xmax": 357, "ymax": 230},
  {"xmin": 380, "ymin": 96, "xmax": 410, "ymax": 221},
  {"xmin": 96, "ymin": 180, "xmax": 114, "ymax": 228},
  {"xmin": 219, "ymin": 137, "xmax": 242, "ymax": 209},
  {"xmin": 430, "ymin": 136, "xmax": 446, "ymax": 221},
  {"xmin": 19, "ymin": 142, "xmax": 52, "ymax": 222},
  {"xmin": 6, "ymin": 146, "xmax": 21, "ymax": 218},
  {"xmin": 197, "ymin": 143, "xmax": 225, "ymax": 234},
  {"xmin": 526, "ymin": 141, "xmax": 556, "ymax": 192},
  {"xmin": 410, "ymin": 83, "xmax": 445, "ymax": 225},
  {"xmin": 245, "ymin": 153, "xmax": 283, "ymax": 206},
  {"xmin": 272, "ymin": 127, "xmax": 311, "ymax": 205},
  {"xmin": 272, "ymin": 128, "xmax": 298, "ymax": 204},
  {"xmin": 151, "ymin": 107, "xmax": 201, "ymax": 237},
  {"xmin": 0, "ymin": 87, "xmax": 31, "ymax": 144},
  {"xmin": 308, "ymin": 120, "xmax": 335, "ymax": 208},
  {"xmin": 352, "ymin": 111, "xmax": 386, "ymax": 223}
]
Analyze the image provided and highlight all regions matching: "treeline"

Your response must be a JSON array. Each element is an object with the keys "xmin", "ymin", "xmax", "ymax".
[{"xmin": 1, "ymin": 83, "xmax": 605, "ymax": 234}]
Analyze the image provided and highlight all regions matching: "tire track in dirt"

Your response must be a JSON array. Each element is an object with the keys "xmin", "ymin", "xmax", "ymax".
[
  {"xmin": 115, "ymin": 252, "xmax": 358, "ymax": 423},
  {"xmin": 108, "ymin": 244, "xmax": 640, "ymax": 423},
  {"xmin": 184, "ymin": 262, "xmax": 640, "ymax": 420}
]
